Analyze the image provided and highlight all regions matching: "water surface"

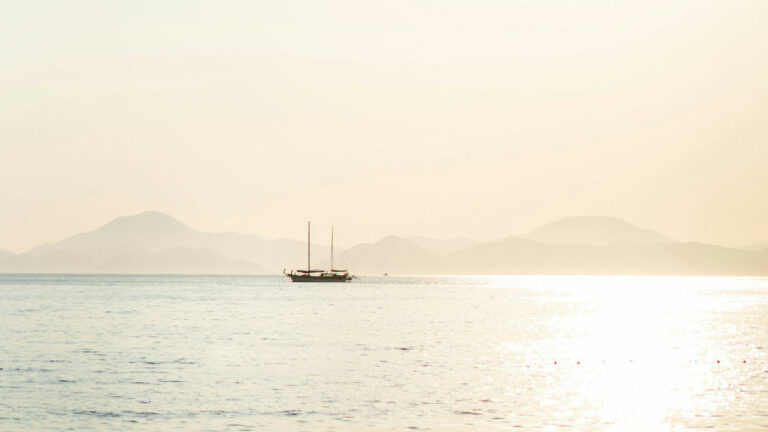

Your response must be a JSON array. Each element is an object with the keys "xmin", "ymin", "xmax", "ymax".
[{"xmin": 1, "ymin": 274, "xmax": 767, "ymax": 431}]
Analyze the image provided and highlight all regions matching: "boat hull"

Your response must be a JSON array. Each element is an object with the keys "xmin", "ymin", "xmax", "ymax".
[{"xmin": 288, "ymin": 273, "xmax": 351, "ymax": 283}]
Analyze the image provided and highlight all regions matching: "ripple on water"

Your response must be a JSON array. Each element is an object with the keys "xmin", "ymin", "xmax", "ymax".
[
  {"xmin": 73, "ymin": 410, "xmax": 121, "ymax": 418},
  {"xmin": 2, "ymin": 274, "xmax": 768, "ymax": 431}
]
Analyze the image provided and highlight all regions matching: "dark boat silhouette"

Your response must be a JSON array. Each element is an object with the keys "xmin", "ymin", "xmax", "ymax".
[{"xmin": 284, "ymin": 222, "xmax": 351, "ymax": 282}]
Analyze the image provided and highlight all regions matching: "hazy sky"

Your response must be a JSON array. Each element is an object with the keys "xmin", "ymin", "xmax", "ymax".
[{"xmin": 2, "ymin": 1, "xmax": 767, "ymax": 253}]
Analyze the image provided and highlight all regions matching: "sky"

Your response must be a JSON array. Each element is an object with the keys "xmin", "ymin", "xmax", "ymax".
[{"xmin": 1, "ymin": 0, "xmax": 767, "ymax": 253}]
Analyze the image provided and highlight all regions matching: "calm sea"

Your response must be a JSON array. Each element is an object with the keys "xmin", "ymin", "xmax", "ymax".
[{"xmin": 1, "ymin": 274, "xmax": 767, "ymax": 431}]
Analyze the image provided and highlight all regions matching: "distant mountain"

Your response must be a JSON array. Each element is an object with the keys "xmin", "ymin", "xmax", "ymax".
[
  {"xmin": 314, "ymin": 216, "xmax": 768, "ymax": 275},
  {"xmin": 96, "ymin": 247, "xmax": 262, "ymax": 274},
  {"xmin": 335, "ymin": 235, "xmax": 768, "ymax": 276},
  {"xmin": 3, "ymin": 212, "xmax": 767, "ymax": 276},
  {"xmin": 438, "ymin": 238, "xmax": 767, "ymax": 275},
  {"xmin": 524, "ymin": 216, "xmax": 675, "ymax": 246},
  {"xmin": 26, "ymin": 211, "xmax": 199, "ymax": 256},
  {"xmin": 0, "ymin": 249, "xmax": 14, "ymax": 258},
  {"xmin": 3, "ymin": 211, "xmax": 332, "ymax": 274},
  {"xmin": 0, "ymin": 247, "xmax": 262, "ymax": 274},
  {"xmin": 320, "ymin": 236, "xmax": 438, "ymax": 275},
  {"xmin": 407, "ymin": 236, "xmax": 479, "ymax": 255},
  {"xmin": 741, "ymin": 242, "xmax": 768, "ymax": 251}
]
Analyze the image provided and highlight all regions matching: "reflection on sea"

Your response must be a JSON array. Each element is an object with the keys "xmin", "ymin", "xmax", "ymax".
[
  {"xmin": 1, "ymin": 274, "xmax": 767, "ymax": 431},
  {"xmin": 493, "ymin": 276, "xmax": 766, "ymax": 431}
]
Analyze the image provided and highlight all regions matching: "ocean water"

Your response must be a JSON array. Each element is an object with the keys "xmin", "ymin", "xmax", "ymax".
[{"xmin": 1, "ymin": 274, "xmax": 768, "ymax": 431}]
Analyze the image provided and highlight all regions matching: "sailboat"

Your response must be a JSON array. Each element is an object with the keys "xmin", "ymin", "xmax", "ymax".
[{"xmin": 284, "ymin": 222, "xmax": 351, "ymax": 282}]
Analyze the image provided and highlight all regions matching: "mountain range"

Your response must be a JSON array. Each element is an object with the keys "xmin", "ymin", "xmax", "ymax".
[
  {"xmin": 523, "ymin": 216, "xmax": 676, "ymax": 245},
  {"xmin": 0, "ymin": 212, "xmax": 323, "ymax": 274},
  {"xmin": 1, "ymin": 211, "xmax": 767, "ymax": 275}
]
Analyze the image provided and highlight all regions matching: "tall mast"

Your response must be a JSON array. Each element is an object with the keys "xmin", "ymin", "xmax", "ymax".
[
  {"xmin": 331, "ymin": 226, "xmax": 334, "ymax": 271},
  {"xmin": 307, "ymin": 221, "xmax": 311, "ymax": 272}
]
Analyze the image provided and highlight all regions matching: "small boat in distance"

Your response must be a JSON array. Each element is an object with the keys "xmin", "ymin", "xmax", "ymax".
[{"xmin": 284, "ymin": 222, "xmax": 351, "ymax": 282}]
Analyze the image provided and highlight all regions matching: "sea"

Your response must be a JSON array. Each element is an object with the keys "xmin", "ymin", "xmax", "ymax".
[{"xmin": 1, "ymin": 274, "xmax": 767, "ymax": 431}]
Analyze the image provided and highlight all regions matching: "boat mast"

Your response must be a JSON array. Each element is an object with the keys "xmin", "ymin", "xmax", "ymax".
[
  {"xmin": 331, "ymin": 226, "xmax": 334, "ymax": 272},
  {"xmin": 307, "ymin": 221, "xmax": 311, "ymax": 273}
]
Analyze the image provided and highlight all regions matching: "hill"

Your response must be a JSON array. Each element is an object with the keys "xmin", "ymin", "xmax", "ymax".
[
  {"xmin": 1, "ymin": 247, "xmax": 263, "ymax": 274},
  {"xmin": 320, "ymin": 216, "xmax": 768, "ymax": 275},
  {"xmin": 319, "ymin": 235, "xmax": 439, "ymax": 275},
  {"xmin": 336, "ymin": 236, "xmax": 768, "ymax": 276},
  {"xmin": 3, "ymin": 211, "xmax": 330, "ymax": 274},
  {"xmin": 741, "ymin": 242, "xmax": 768, "ymax": 251},
  {"xmin": 524, "ymin": 216, "xmax": 676, "ymax": 246},
  {"xmin": 407, "ymin": 236, "xmax": 479, "ymax": 255},
  {"xmin": 439, "ymin": 238, "xmax": 767, "ymax": 275},
  {"xmin": 3, "ymin": 213, "xmax": 767, "ymax": 276}
]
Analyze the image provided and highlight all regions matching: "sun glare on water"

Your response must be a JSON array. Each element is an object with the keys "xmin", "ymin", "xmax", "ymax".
[
  {"xmin": 581, "ymin": 278, "xmax": 699, "ymax": 429},
  {"xmin": 531, "ymin": 276, "xmax": 747, "ymax": 430},
  {"xmin": 483, "ymin": 276, "xmax": 764, "ymax": 431}
]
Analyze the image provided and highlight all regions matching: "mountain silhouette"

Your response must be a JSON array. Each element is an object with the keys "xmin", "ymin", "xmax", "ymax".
[
  {"xmin": 438, "ymin": 238, "xmax": 767, "ymax": 275},
  {"xmin": 27, "ymin": 211, "xmax": 198, "ymax": 256},
  {"xmin": 2, "ymin": 212, "xmax": 767, "ymax": 275},
  {"xmin": 742, "ymin": 242, "xmax": 768, "ymax": 251},
  {"xmin": 319, "ymin": 218, "xmax": 767, "ymax": 275},
  {"xmin": 319, "ymin": 235, "xmax": 438, "ymax": 275},
  {"xmin": 407, "ymin": 236, "xmax": 479, "ymax": 255},
  {"xmin": 8, "ymin": 211, "xmax": 329, "ymax": 274},
  {"xmin": 524, "ymin": 216, "xmax": 675, "ymax": 245}
]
